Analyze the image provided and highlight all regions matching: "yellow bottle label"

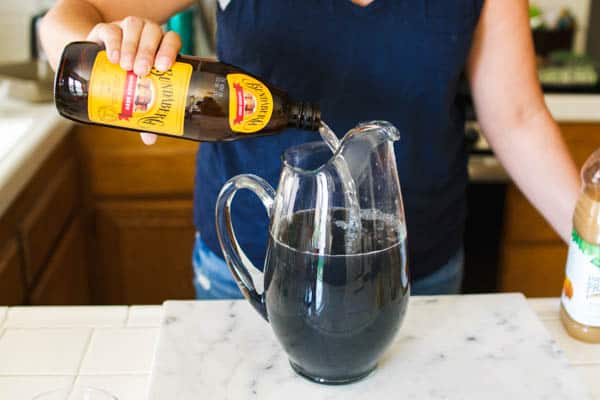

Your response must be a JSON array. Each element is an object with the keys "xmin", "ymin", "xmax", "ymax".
[
  {"xmin": 226, "ymin": 73, "xmax": 273, "ymax": 134},
  {"xmin": 88, "ymin": 51, "xmax": 192, "ymax": 136}
]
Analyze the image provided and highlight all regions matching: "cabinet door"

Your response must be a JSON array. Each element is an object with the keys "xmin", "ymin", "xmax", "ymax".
[
  {"xmin": 0, "ymin": 239, "xmax": 25, "ymax": 305},
  {"xmin": 75, "ymin": 125, "xmax": 197, "ymax": 197},
  {"xmin": 500, "ymin": 243, "xmax": 567, "ymax": 297},
  {"xmin": 92, "ymin": 199, "xmax": 196, "ymax": 304},
  {"xmin": 30, "ymin": 215, "xmax": 91, "ymax": 305},
  {"xmin": 19, "ymin": 158, "xmax": 79, "ymax": 286}
]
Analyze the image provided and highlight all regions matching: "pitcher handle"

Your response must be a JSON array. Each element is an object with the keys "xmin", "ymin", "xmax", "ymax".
[{"xmin": 215, "ymin": 174, "xmax": 276, "ymax": 321}]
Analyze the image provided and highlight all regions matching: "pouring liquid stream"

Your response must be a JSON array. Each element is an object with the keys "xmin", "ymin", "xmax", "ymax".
[{"xmin": 319, "ymin": 121, "xmax": 363, "ymax": 253}]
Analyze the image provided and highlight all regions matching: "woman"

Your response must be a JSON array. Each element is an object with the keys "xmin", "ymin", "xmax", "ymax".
[{"xmin": 40, "ymin": 0, "xmax": 580, "ymax": 297}]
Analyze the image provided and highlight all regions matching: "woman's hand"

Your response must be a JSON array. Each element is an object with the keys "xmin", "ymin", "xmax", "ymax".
[{"xmin": 87, "ymin": 16, "xmax": 182, "ymax": 145}]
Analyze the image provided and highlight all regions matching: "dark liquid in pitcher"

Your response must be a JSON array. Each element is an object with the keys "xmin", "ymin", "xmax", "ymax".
[{"xmin": 264, "ymin": 209, "xmax": 409, "ymax": 383}]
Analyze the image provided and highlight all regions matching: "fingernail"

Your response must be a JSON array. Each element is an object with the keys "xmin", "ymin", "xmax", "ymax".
[
  {"xmin": 141, "ymin": 133, "xmax": 157, "ymax": 145},
  {"xmin": 120, "ymin": 56, "xmax": 133, "ymax": 71},
  {"xmin": 110, "ymin": 50, "xmax": 120, "ymax": 63},
  {"xmin": 155, "ymin": 57, "xmax": 171, "ymax": 71},
  {"xmin": 134, "ymin": 60, "xmax": 150, "ymax": 76}
]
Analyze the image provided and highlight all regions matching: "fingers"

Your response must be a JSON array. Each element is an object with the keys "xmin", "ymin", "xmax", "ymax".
[
  {"xmin": 155, "ymin": 31, "xmax": 182, "ymax": 71},
  {"xmin": 140, "ymin": 132, "xmax": 158, "ymax": 145},
  {"xmin": 87, "ymin": 17, "xmax": 182, "ymax": 76},
  {"xmin": 119, "ymin": 16, "xmax": 144, "ymax": 71},
  {"xmin": 87, "ymin": 23, "xmax": 122, "ymax": 63},
  {"xmin": 134, "ymin": 22, "xmax": 164, "ymax": 76},
  {"xmin": 86, "ymin": 17, "xmax": 174, "ymax": 146}
]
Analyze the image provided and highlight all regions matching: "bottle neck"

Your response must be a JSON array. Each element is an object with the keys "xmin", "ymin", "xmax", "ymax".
[{"xmin": 288, "ymin": 102, "xmax": 321, "ymax": 131}]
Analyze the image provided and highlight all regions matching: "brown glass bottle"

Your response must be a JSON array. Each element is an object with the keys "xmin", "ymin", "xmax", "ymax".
[{"xmin": 54, "ymin": 42, "xmax": 320, "ymax": 141}]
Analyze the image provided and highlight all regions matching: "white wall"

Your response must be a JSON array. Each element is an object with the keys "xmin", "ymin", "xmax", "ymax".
[
  {"xmin": 533, "ymin": 0, "xmax": 592, "ymax": 53},
  {"xmin": 0, "ymin": 0, "xmax": 54, "ymax": 63},
  {"xmin": 0, "ymin": 0, "xmax": 593, "ymax": 63}
]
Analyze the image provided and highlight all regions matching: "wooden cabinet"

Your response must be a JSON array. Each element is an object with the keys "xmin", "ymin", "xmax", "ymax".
[
  {"xmin": 500, "ymin": 123, "xmax": 600, "ymax": 296},
  {"xmin": 92, "ymin": 200, "xmax": 196, "ymax": 304},
  {"xmin": 19, "ymin": 158, "xmax": 80, "ymax": 285},
  {"xmin": 30, "ymin": 215, "xmax": 90, "ymax": 305},
  {"xmin": 0, "ymin": 124, "xmax": 197, "ymax": 305},
  {"xmin": 0, "ymin": 134, "xmax": 88, "ymax": 306},
  {"xmin": 0, "ymin": 239, "xmax": 25, "ymax": 305},
  {"xmin": 75, "ymin": 125, "xmax": 196, "ymax": 197},
  {"xmin": 4, "ymin": 119, "xmax": 597, "ymax": 303},
  {"xmin": 500, "ymin": 243, "xmax": 568, "ymax": 297},
  {"xmin": 74, "ymin": 125, "xmax": 197, "ymax": 304}
]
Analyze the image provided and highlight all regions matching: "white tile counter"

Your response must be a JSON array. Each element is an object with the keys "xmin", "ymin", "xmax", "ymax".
[
  {"xmin": 0, "ymin": 306, "xmax": 161, "ymax": 399},
  {"xmin": 0, "ymin": 300, "xmax": 598, "ymax": 399},
  {"xmin": 0, "ymin": 99, "xmax": 71, "ymax": 218}
]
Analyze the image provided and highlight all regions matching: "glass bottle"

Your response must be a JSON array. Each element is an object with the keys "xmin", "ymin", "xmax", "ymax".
[
  {"xmin": 54, "ymin": 42, "xmax": 320, "ymax": 142},
  {"xmin": 560, "ymin": 149, "xmax": 600, "ymax": 343}
]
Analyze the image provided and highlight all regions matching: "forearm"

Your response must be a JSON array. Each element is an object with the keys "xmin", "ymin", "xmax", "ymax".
[
  {"xmin": 40, "ymin": 0, "xmax": 104, "ymax": 68},
  {"xmin": 485, "ymin": 107, "xmax": 579, "ymax": 243}
]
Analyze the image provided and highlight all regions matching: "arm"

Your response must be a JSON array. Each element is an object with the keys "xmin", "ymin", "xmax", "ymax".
[
  {"xmin": 467, "ymin": 0, "xmax": 579, "ymax": 243},
  {"xmin": 40, "ymin": 0, "xmax": 194, "ymax": 144},
  {"xmin": 40, "ymin": 0, "xmax": 193, "ymax": 69}
]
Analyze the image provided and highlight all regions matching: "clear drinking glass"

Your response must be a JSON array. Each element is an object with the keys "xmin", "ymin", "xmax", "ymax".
[{"xmin": 32, "ymin": 386, "xmax": 117, "ymax": 400}]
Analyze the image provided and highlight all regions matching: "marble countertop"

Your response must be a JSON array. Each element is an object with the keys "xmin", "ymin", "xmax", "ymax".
[{"xmin": 0, "ymin": 298, "xmax": 598, "ymax": 399}]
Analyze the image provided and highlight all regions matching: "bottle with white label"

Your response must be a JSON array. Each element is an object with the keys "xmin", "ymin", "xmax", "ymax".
[{"xmin": 560, "ymin": 149, "xmax": 600, "ymax": 343}]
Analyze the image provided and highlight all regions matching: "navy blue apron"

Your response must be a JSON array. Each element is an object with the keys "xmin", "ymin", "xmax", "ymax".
[{"xmin": 195, "ymin": 0, "xmax": 485, "ymax": 280}]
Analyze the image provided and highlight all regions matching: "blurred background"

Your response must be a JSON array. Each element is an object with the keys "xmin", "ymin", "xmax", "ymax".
[{"xmin": 0, "ymin": 0, "xmax": 599, "ymax": 306}]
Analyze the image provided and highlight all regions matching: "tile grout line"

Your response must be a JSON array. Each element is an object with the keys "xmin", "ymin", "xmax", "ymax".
[
  {"xmin": 0, "ymin": 374, "xmax": 83, "ymax": 377},
  {"xmin": 0, "ymin": 307, "xmax": 6, "ymax": 338},
  {"xmin": 72, "ymin": 328, "xmax": 96, "ymax": 380},
  {"xmin": 0, "ymin": 373, "xmax": 151, "ymax": 378},
  {"xmin": 124, "ymin": 306, "xmax": 132, "ymax": 327}
]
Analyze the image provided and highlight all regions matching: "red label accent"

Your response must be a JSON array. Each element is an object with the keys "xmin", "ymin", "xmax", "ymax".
[
  {"xmin": 233, "ymin": 83, "xmax": 245, "ymax": 124},
  {"xmin": 118, "ymin": 71, "xmax": 137, "ymax": 120}
]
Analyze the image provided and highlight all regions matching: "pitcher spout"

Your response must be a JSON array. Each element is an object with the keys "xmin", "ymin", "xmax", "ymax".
[
  {"xmin": 281, "ymin": 120, "xmax": 400, "ymax": 176},
  {"xmin": 349, "ymin": 120, "xmax": 400, "ymax": 145}
]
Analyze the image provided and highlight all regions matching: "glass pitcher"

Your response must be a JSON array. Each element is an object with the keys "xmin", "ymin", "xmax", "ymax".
[{"xmin": 216, "ymin": 121, "xmax": 409, "ymax": 384}]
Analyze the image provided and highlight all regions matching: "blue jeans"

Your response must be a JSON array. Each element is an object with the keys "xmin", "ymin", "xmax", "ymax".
[
  {"xmin": 410, "ymin": 247, "xmax": 464, "ymax": 295},
  {"xmin": 192, "ymin": 234, "xmax": 464, "ymax": 299}
]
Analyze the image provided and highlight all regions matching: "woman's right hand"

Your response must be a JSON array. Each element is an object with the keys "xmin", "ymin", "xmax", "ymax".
[{"xmin": 86, "ymin": 16, "xmax": 182, "ymax": 145}]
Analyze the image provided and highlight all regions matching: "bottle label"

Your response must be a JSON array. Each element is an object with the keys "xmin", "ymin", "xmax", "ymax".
[
  {"xmin": 562, "ymin": 229, "xmax": 600, "ymax": 327},
  {"xmin": 88, "ymin": 51, "xmax": 192, "ymax": 136},
  {"xmin": 226, "ymin": 73, "xmax": 273, "ymax": 134}
]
